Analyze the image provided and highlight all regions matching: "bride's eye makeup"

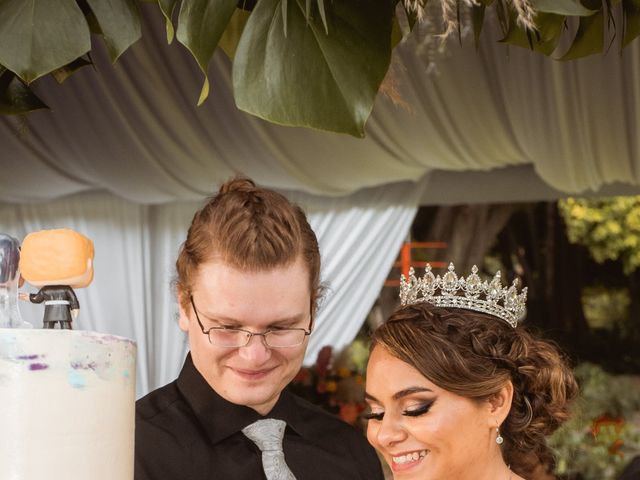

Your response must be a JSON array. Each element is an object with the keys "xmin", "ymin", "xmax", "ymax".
[
  {"xmin": 362, "ymin": 409, "xmax": 384, "ymax": 421},
  {"xmin": 402, "ymin": 399, "xmax": 435, "ymax": 417}
]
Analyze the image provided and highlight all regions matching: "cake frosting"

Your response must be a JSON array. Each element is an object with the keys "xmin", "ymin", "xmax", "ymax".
[{"xmin": 0, "ymin": 329, "xmax": 136, "ymax": 480}]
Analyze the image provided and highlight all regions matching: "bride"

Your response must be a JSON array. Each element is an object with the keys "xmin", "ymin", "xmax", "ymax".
[{"xmin": 365, "ymin": 264, "xmax": 578, "ymax": 479}]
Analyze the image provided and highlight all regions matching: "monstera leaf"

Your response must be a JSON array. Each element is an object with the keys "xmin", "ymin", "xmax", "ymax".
[
  {"xmin": 559, "ymin": 7, "xmax": 604, "ymax": 59},
  {"xmin": 233, "ymin": 0, "xmax": 393, "ymax": 137},
  {"xmin": 501, "ymin": 12, "xmax": 566, "ymax": 55},
  {"xmin": 176, "ymin": 0, "xmax": 238, "ymax": 105},
  {"xmin": 1, "ymin": 0, "xmax": 640, "ymax": 136},
  {"xmin": 0, "ymin": 0, "xmax": 90, "ymax": 83},
  {"xmin": 622, "ymin": 0, "xmax": 640, "ymax": 47},
  {"xmin": 219, "ymin": 8, "xmax": 252, "ymax": 60},
  {"xmin": 532, "ymin": 0, "xmax": 595, "ymax": 15},
  {"xmin": 158, "ymin": 0, "xmax": 180, "ymax": 43},
  {"xmin": 499, "ymin": 0, "xmax": 608, "ymax": 58},
  {"xmin": 0, "ymin": 68, "xmax": 48, "ymax": 114},
  {"xmin": 50, "ymin": 56, "xmax": 93, "ymax": 84},
  {"xmin": 86, "ymin": 0, "xmax": 142, "ymax": 62}
]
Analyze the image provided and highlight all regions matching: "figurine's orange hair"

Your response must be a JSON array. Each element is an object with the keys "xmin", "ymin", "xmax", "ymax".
[{"xmin": 20, "ymin": 229, "xmax": 94, "ymax": 288}]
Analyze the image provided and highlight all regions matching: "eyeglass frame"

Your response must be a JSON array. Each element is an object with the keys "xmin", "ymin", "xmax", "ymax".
[{"xmin": 189, "ymin": 295, "xmax": 313, "ymax": 348}]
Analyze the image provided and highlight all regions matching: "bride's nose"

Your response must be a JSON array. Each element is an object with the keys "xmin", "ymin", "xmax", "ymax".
[{"xmin": 376, "ymin": 414, "xmax": 407, "ymax": 447}]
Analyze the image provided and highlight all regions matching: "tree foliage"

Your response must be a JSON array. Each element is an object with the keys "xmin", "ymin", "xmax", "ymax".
[
  {"xmin": 0, "ymin": 0, "xmax": 639, "ymax": 135},
  {"xmin": 559, "ymin": 196, "xmax": 640, "ymax": 274}
]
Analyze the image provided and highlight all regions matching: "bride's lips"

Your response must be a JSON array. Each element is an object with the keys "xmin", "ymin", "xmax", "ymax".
[
  {"xmin": 229, "ymin": 366, "xmax": 277, "ymax": 380},
  {"xmin": 389, "ymin": 449, "xmax": 429, "ymax": 473}
]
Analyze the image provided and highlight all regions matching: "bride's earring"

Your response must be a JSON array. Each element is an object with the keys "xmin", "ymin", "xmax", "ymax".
[{"xmin": 496, "ymin": 427, "xmax": 504, "ymax": 445}]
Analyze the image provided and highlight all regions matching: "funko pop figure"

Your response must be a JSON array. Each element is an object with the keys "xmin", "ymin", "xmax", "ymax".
[{"xmin": 19, "ymin": 229, "xmax": 94, "ymax": 329}]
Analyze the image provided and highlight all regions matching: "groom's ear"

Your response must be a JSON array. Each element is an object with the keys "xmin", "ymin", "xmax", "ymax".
[
  {"xmin": 178, "ymin": 292, "xmax": 191, "ymax": 332},
  {"xmin": 487, "ymin": 381, "xmax": 514, "ymax": 426}
]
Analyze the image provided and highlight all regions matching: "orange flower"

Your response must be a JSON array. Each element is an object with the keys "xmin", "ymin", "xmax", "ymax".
[
  {"xmin": 591, "ymin": 414, "xmax": 625, "ymax": 457},
  {"xmin": 591, "ymin": 414, "xmax": 624, "ymax": 437},
  {"xmin": 608, "ymin": 439, "xmax": 624, "ymax": 457}
]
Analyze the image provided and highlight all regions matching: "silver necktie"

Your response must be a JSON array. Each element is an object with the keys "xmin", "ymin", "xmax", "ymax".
[{"xmin": 242, "ymin": 419, "xmax": 297, "ymax": 480}]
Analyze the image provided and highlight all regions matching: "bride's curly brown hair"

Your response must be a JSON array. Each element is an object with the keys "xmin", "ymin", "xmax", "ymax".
[{"xmin": 370, "ymin": 303, "xmax": 578, "ymax": 477}]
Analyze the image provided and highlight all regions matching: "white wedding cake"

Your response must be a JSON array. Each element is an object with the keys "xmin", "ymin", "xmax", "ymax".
[{"xmin": 0, "ymin": 329, "xmax": 136, "ymax": 480}]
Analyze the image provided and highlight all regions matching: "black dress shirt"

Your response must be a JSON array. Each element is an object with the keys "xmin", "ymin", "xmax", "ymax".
[{"xmin": 135, "ymin": 354, "xmax": 384, "ymax": 480}]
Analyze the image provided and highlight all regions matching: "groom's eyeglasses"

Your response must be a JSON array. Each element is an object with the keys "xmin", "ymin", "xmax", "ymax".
[{"xmin": 189, "ymin": 295, "xmax": 312, "ymax": 348}]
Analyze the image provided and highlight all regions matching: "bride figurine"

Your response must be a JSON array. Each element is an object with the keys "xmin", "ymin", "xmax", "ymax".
[{"xmin": 0, "ymin": 233, "xmax": 31, "ymax": 328}]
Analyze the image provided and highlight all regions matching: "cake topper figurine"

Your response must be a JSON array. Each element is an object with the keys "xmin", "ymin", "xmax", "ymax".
[
  {"xmin": 18, "ymin": 229, "xmax": 94, "ymax": 329},
  {"xmin": 0, "ymin": 233, "xmax": 31, "ymax": 328}
]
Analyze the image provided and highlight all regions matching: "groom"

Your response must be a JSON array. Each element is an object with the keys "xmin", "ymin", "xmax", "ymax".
[{"xmin": 135, "ymin": 177, "xmax": 383, "ymax": 480}]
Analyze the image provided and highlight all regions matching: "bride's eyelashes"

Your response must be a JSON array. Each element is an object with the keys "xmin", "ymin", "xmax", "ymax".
[
  {"xmin": 402, "ymin": 400, "xmax": 435, "ymax": 417},
  {"xmin": 363, "ymin": 411, "xmax": 384, "ymax": 421},
  {"xmin": 363, "ymin": 400, "xmax": 435, "ymax": 421}
]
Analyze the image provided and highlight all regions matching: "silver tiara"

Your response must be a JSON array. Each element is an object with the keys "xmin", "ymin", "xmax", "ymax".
[{"xmin": 399, "ymin": 263, "xmax": 528, "ymax": 328}]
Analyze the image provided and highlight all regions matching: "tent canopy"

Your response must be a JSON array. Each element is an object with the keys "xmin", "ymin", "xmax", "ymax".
[{"xmin": 1, "ymin": 5, "xmax": 639, "ymax": 204}]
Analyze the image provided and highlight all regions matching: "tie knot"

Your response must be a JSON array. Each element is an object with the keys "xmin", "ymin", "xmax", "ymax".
[{"xmin": 242, "ymin": 419, "xmax": 287, "ymax": 452}]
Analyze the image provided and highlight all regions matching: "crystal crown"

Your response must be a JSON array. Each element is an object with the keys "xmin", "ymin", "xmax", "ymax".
[{"xmin": 399, "ymin": 263, "xmax": 527, "ymax": 328}]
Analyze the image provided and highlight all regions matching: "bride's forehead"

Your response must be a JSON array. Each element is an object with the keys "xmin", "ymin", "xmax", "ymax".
[{"xmin": 368, "ymin": 348, "xmax": 430, "ymax": 382}]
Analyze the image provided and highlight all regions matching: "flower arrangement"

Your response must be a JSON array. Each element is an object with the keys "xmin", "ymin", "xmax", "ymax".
[{"xmin": 289, "ymin": 339, "xmax": 371, "ymax": 428}]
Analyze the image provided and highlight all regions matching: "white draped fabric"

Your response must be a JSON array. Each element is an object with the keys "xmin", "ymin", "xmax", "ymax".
[
  {"xmin": 1, "ymin": 6, "xmax": 639, "ymax": 203},
  {"xmin": 0, "ymin": 182, "xmax": 421, "ymax": 397}
]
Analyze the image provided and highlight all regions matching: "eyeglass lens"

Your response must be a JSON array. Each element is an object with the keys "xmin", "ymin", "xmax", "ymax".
[{"xmin": 208, "ymin": 328, "xmax": 306, "ymax": 348}]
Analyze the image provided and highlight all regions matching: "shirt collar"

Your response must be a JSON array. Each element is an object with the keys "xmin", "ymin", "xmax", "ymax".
[{"xmin": 176, "ymin": 353, "xmax": 306, "ymax": 444}]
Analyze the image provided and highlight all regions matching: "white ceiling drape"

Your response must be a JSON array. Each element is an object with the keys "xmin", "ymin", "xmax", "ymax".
[{"xmin": 0, "ymin": 5, "xmax": 638, "ymax": 203}]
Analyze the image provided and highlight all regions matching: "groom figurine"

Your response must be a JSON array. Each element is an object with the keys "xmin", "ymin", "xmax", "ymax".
[
  {"xmin": 135, "ymin": 178, "xmax": 383, "ymax": 480},
  {"xmin": 19, "ymin": 229, "xmax": 94, "ymax": 329}
]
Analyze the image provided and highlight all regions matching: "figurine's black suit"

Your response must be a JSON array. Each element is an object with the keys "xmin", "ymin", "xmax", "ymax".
[{"xmin": 29, "ymin": 285, "xmax": 79, "ymax": 329}]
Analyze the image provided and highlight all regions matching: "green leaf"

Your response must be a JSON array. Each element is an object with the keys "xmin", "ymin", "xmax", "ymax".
[
  {"xmin": 623, "ymin": 0, "xmax": 640, "ymax": 47},
  {"xmin": 532, "ymin": 0, "xmax": 597, "ymax": 16},
  {"xmin": 86, "ymin": 0, "xmax": 142, "ymax": 62},
  {"xmin": 495, "ymin": 0, "xmax": 510, "ymax": 35},
  {"xmin": 282, "ymin": 0, "xmax": 288, "ymax": 36},
  {"xmin": 392, "ymin": 2, "xmax": 413, "ymax": 40},
  {"xmin": 403, "ymin": 7, "xmax": 418, "ymax": 31},
  {"xmin": 559, "ymin": 8, "xmax": 604, "ymax": 59},
  {"xmin": 0, "ymin": 0, "xmax": 90, "ymax": 83},
  {"xmin": 0, "ymin": 68, "xmax": 48, "ymax": 114},
  {"xmin": 317, "ymin": 0, "xmax": 328, "ymax": 33},
  {"xmin": 158, "ymin": 0, "xmax": 179, "ymax": 43},
  {"xmin": 80, "ymin": 5, "xmax": 103, "ymax": 35},
  {"xmin": 50, "ymin": 56, "xmax": 93, "ymax": 84},
  {"xmin": 177, "ymin": 0, "xmax": 238, "ymax": 105},
  {"xmin": 501, "ymin": 12, "xmax": 566, "ymax": 55},
  {"xmin": 219, "ymin": 9, "xmax": 251, "ymax": 60},
  {"xmin": 472, "ymin": 4, "xmax": 487, "ymax": 47},
  {"xmin": 233, "ymin": 0, "xmax": 393, "ymax": 137},
  {"xmin": 403, "ymin": 4, "xmax": 418, "ymax": 31},
  {"xmin": 391, "ymin": 12, "xmax": 403, "ymax": 48}
]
